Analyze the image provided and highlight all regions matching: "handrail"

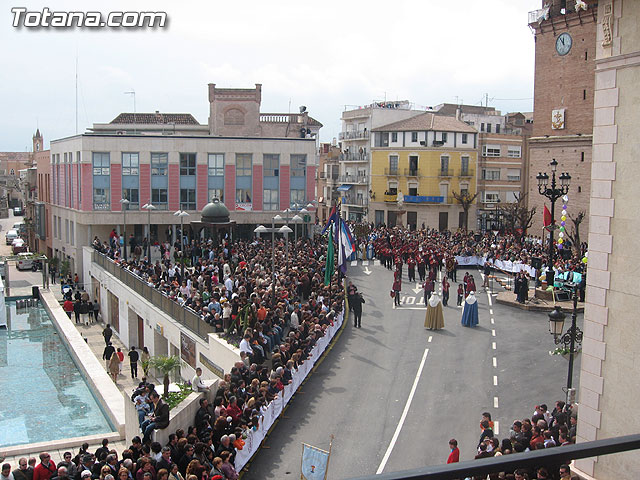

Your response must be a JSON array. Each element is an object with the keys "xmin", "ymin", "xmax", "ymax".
[{"xmin": 92, "ymin": 250, "xmax": 215, "ymax": 341}]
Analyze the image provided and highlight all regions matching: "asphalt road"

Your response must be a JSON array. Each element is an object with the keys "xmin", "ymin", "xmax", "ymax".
[
  {"xmin": 244, "ymin": 260, "xmax": 582, "ymax": 479},
  {"xmin": 0, "ymin": 212, "xmax": 44, "ymax": 290}
]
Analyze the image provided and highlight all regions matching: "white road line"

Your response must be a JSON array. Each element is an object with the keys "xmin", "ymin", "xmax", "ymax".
[
  {"xmin": 492, "ymin": 329, "xmax": 496, "ymax": 337},
  {"xmin": 492, "ymin": 342, "xmax": 497, "ymax": 350},
  {"xmin": 493, "ymin": 375, "xmax": 498, "ymax": 386},
  {"xmin": 493, "ymin": 357, "xmax": 497, "ymax": 368},
  {"xmin": 494, "ymin": 421, "xmax": 500, "ymax": 435},
  {"xmin": 488, "ymin": 296, "xmax": 493, "ymax": 306},
  {"xmin": 490, "ymin": 309, "xmax": 494, "ymax": 315},
  {"xmin": 494, "ymin": 397, "xmax": 499, "ymax": 408},
  {"xmin": 363, "ymin": 260, "xmax": 370, "ymax": 266},
  {"xmin": 428, "ymin": 336, "xmax": 433, "ymax": 343},
  {"xmin": 491, "ymin": 318, "xmax": 495, "ymax": 325},
  {"xmin": 351, "ymin": 260, "xmax": 357, "ymax": 267},
  {"xmin": 376, "ymin": 347, "xmax": 430, "ymax": 474}
]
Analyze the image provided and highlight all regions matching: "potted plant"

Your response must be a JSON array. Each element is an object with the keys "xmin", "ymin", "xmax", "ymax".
[
  {"xmin": 148, "ymin": 355, "xmax": 184, "ymax": 396},
  {"xmin": 549, "ymin": 346, "xmax": 582, "ymax": 359}
]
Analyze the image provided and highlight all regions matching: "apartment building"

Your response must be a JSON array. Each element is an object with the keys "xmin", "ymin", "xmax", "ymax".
[
  {"xmin": 316, "ymin": 142, "xmax": 341, "ymax": 224},
  {"xmin": 369, "ymin": 113, "xmax": 478, "ymax": 230}
]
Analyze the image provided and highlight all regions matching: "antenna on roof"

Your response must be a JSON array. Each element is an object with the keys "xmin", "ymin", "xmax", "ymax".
[{"xmin": 124, "ymin": 90, "xmax": 136, "ymax": 134}]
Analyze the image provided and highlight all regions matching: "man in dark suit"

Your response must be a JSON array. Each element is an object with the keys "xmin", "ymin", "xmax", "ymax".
[
  {"xmin": 141, "ymin": 391, "xmax": 170, "ymax": 443},
  {"xmin": 351, "ymin": 293, "xmax": 365, "ymax": 328}
]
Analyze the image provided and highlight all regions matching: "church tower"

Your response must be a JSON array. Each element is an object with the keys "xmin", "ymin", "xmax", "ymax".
[{"xmin": 33, "ymin": 128, "xmax": 43, "ymax": 153}]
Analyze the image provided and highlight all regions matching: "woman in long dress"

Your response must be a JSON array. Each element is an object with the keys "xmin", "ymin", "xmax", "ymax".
[
  {"xmin": 461, "ymin": 291, "xmax": 479, "ymax": 327},
  {"xmin": 108, "ymin": 352, "xmax": 120, "ymax": 382},
  {"xmin": 424, "ymin": 294, "xmax": 445, "ymax": 330}
]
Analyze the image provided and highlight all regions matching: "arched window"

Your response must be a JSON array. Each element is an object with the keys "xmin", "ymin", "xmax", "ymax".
[
  {"xmin": 10, "ymin": 169, "xmax": 15, "ymax": 175},
  {"xmin": 224, "ymin": 108, "xmax": 245, "ymax": 126}
]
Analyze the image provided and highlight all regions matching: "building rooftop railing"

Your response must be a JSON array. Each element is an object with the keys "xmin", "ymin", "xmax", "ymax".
[{"xmin": 92, "ymin": 250, "xmax": 215, "ymax": 341}]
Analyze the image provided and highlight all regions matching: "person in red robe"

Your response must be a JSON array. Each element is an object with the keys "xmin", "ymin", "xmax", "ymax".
[{"xmin": 447, "ymin": 439, "xmax": 460, "ymax": 463}]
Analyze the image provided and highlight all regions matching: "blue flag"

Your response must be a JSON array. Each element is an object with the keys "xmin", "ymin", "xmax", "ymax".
[{"xmin": 301, "ymin": 443, "xmax": 330, "ymax": 480}]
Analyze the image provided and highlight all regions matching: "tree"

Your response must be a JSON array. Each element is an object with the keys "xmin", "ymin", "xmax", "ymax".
[
  {"xmin": 452, "ymin": 191, "xmax": 479, "ymax": 231},
  {"xmin": 499, "ymin": 193, "xmax": 536, "ymax": 239},
  {"xmin": 566, "ymin": 210, "xmax": 586, "ymax": 255},
  {"xmin": 149, "ymin": 355, "xmax": 183, "ymax": 396}
]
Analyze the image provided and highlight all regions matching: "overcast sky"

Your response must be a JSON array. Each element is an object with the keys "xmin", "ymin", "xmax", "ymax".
[{"xmin": 1, "ymin": 0, "xmax": 541, "ymax": 151}]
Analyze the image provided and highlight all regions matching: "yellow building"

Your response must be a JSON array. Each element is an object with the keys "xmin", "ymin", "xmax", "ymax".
[{"xmin": 369, "ymin": 112, "xmax": 478, "ymax": 230}]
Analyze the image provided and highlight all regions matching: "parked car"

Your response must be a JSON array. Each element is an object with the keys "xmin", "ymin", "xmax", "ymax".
[
  {"xmin": 16, "ymin": 252, "xmax": 34, "ymax": 271},
  {"xmin": 5, "ymin": 229, "xmax": 18, "ymax": 245},
  {"xmin": 0, "ymin": 261, "xmax": 5, "ymax": 278},
  {"xmin": 12, "ymin": 238, "xmax": 27, "ymax": 254},
  {"xmin": 13, "ymin": 206, "xmax": 23, "ymax": 216}
]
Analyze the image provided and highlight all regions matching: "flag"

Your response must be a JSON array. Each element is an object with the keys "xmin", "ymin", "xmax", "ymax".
[
  {"xmin": 337, "ymin": 218, "xmax": 356, "ymax": 274},
  {"xmin": 301, "ymin": 443, "xmax": 330, "ymax": 480},
  {"xmin": 543, "ymin": 205, "xmax": 552, "ymax": 228},
  {"xmin": 324, "ymin": 227, "xmax": 334, "ymax": 286},
  {"xmin": 321, "ymin": 206, "xmax": 338, "ymax": 235}
]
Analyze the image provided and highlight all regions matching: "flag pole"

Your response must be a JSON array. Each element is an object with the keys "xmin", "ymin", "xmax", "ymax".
[{"xmin": 324, "ymin": 435, "xmax": 334, "ymax": 480}]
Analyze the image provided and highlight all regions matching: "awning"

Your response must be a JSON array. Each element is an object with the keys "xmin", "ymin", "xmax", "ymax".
[{"xmin": 337, "ymin": 184, "xmax": 352, "ymax": 192}]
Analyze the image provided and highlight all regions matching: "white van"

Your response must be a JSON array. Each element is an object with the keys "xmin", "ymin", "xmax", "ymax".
[
  {"xmin": 16, "ymin": 252, "xmax": 34, "ymax": 271},
  {"xmin": 5, "ymin": 229, "xmax": 18, "ymax": 245}
]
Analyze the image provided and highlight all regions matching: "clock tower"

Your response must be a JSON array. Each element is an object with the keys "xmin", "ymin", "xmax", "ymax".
[{"xmin": 526, "ymin": 0, "xmax": 598, "ymax": 241}]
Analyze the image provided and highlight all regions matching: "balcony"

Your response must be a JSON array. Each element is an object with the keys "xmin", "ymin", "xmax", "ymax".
[
  {"xmin": 459, "ymin": 168, "xmax": 475, "ymax": 178},
  {"xmin": 438, "ymin": 168, "xmax": 453, "ymax": 177},
  {"xmin": 339, "ymin": 130, "xmax": 370, "ymax": 141},
  {"xmin": 339, "ymin": 174, "xmax": 368, "ymax": 184},
  {"xmin": 384, "ymin": 193, "xmax": 397, "ymax": 202},
  {"xmin": 403, "ymin": 195, "xmax": 447, "ymax": 204},
  {"xmin": 342, "ymin": 196, "xmax": 368, "ymax": 207},
  {"xmin": 385, "ymin": 168, "xmax": 399, "ymax": 176},
  {"xmin": 340, "ymin": 152, "xmax": 370, "ymax": 162},
  {"xmin": 404, "ymin": 168, "xmax": 419, "ymax": 177}
]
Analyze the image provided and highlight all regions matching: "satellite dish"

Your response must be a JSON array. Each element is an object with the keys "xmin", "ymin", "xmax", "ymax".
[{"xmin": 299, "ymin": 106, "xmax": 307, "ymax": 113}]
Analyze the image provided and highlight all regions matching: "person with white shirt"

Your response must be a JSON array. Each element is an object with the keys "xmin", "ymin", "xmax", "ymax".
[{"xmin": 192, "ymin": 367, "xmax": 209, "ymax": 392}]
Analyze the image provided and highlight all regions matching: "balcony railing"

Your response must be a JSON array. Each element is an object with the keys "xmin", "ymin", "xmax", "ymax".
[
  {"xmin": 93, "ymin": 203, "xmax": 111, "ymax": 210},
  {"xmin": 384, "ymin": 168, "xmax": 399, "ymax": 176},
  {"xmin": 384, "ymin": 194, "xmax": 455, "ymax": 204},
  {"xmin": 342, "ymin": 197, "xmax": 368, "ymax": 207},
  {"xmin": 459, "ymin": 168, "xmax": 475, "ymax": 178},
  {"xmin": 383, "ymin": 193, "xmax": 397, "ymax": 202},
  {"xmin": 339, "ymin": 130, "xmax": 370, "ymax": 141},
  {"xmin": 339, "ymin": 175, "xmax": 368, "ymax": 184},
  {"xmin": 339, "ymin": 152, "xmax": 370, "ymax": 162},
  {"xmin": 438, "ymin": 168, "xmax": 454, "ymax": 177},
  {"xmin": 404, "ymin": 168, "xmax": 419, "ymax": 177},
  {"xmin": 92, "ymin": 250, "xmax": 216, "ymax": 341}
]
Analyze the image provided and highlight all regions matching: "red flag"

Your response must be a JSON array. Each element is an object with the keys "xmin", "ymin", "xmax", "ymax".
[{"xmin": 543, "ymin": 205, "xmax": 552, "ymax": 227}]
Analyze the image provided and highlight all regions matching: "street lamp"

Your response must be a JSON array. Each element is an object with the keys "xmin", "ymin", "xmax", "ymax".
[
  {"xmin": 537, "ymin": 159, "xmax": 571, "ymax": 287},
  {"xmin": 142, "ymin": 202, "xmax": 156, "ymax": 261},
  {"xmin": 292, "ymin": 214, "xmax": 302, "ymax": 244},
  {"xmin": 174, "ymin": 210, "xmax": 190, "ymax": 279},
  {"xmin": 120, "ymin": 198, "xmax": 130, "ymax": 261},
  {"xmin": 548, "ymin": 286, "xmax": 583, "ymax": 406},
  {"xmin": 279, "ymin": 225, "xmax": 293, "ymax": 269}
]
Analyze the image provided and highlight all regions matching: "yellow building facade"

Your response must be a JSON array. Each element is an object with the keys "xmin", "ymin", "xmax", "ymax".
[{"xmin": 369, "ymin": 112, "xmax": 478, "ymax": 230}]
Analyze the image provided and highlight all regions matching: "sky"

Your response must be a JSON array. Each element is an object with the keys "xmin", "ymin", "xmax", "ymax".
[{"xmin": 0, "ymin": 0, "xmax": 542, "ymax": 151}]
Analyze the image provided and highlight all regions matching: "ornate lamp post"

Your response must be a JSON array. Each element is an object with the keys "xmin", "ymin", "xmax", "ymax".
[
  {"xmin": 142, "ymin": 202, "xmax": 156, "ymax": 261},
  {"xmin": 292, "ymin": 214, "xmax": 302, "ymax": 244},
  {"xmin": 536, "ymin": 159, "xmax": 571, "ymax": 287},
  {"xmin": 548, "ymin": 286, "xmax": 583, "ymax": 406},
  {"xmin": 120, "ymin": 198, "xmax": 130, "ymax": 261}
]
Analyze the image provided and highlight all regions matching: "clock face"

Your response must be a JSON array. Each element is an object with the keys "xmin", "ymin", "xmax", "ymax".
[{"xmin": 556, "ymin": 32, "xmax": 572, "ymax": 56}]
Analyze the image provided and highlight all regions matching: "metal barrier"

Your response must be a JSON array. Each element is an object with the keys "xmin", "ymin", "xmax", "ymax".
[
  {"xmin": 348, "ymin": 434, "xmax": 640, "ymax": 480},
  {"xmin": 92, "ymin": 250, "xmax": 216, "ymax": 341}
]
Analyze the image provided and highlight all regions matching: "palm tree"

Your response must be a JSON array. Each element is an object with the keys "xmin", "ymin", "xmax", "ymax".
[{"xmin": 148, "ymin": 355, "xmax": 183, "ymax": 396}]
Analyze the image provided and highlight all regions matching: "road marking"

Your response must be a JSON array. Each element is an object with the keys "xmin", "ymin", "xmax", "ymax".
[
  {"xmin": 405, "ymin": 296, "xmax": 416, "ymax": 305},
  {"xmin": 364, "ymin": 266, "xmax": 372, "ymax": 275},
  {"xmin": 490, "ymin": 309, "xmax": 494, "ymax": 315},
  {"xmin": 494, "ymin": 421, "xmax": 500, "ymax": 435},
  {"xmin": 376, "ymin": 347, "xmax": 430, "ymax": 474},
  {"xmin": 493, "ymin": 375, "xmax": 498, "ymax": 386},
  {"xmin": 488, "ymin": 296, "xmax": 493, "ymax": 306},
  {"xmin": 428, "ymin": 336, "xmax": 433, "ymax": 343},
  {"xmin": 351, "ymin": 260, "xmax": 357, "ymax": 267},
  {"xmin": 363, "ymin": 260, "xmax": 370, "ymax": 266},
  {"xmin": 494, "ymin": 397, "xmax": 499, "ymax": 408},
  {"xmin": 492, "ymin": 329, "xmax": 496, "ymax": 337},
  {"xmin": 493, "ymin": 357, "xmax": 497, "ymax": 368},
  {"xmin": 492, "ymin": 342, "xmax": 496, "ymax": 350},
  {"xmin": 491, "ymin": 318, "xmax": 495, "ymax": 325}
]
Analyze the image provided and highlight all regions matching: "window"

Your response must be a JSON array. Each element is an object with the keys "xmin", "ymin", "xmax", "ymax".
[
  {"xmin": 484, "ymin": 192, "xmax": 500, "ymax": 203},
  {"xmin": 442, "ymin": 132, "xmax": 448, "ymax": 143},
  {"xmin": 93, "ymin": 188, "xmax": 110, "ymax": 209},
  {"xmin": 440, "ymin": 155, "xmax": 450, "ymax": 174},
  {"xmin": 460, "ymin": 186, "xmax": 469, "ymax": 196},
  {"xmin": 92, "ymin": 152, "xmax": 110, "ymax": 175},
  {"xmin": 408, "ymin": 186, "xmax": 418, "ymax": 196},
  {"xmin": 461, "ymin": 156, "xmax": 470, "ymax": 175},
  {"xmin": 263, "ymin": 189, "xmax": 279, "ymax": 211},
  {"xmin": 387, "ymin": 182, "xmax": 398, "ymax": 195},
  {"xmin": 179, "ymin": 153, "xmax": 196, "ymax": 176},
  {"xmin": 391, "ymin": 132, "xmax": 398, "ymax": 142},
  {"xmin": 461, "ymin": 133, "xmax": 468, "ymax": 144},
  {"xmin": 486, "ymin": 124, "xmax": 492, "ymax": 133},
  {"xmin": 263, "ymin": 154, "xmax": 279, "ymax": 176},
  {"xmin": 375, "ymin": 132, "xmax": 389, "ymax": 147},
  {"xmin": 122, "ymin": 153, "xmax": 139, "ymax": 175},
  {"xmin": 64, "ymin": 153, "xmax": 67, "ymax": 163},
  {"xmin": 507, "ymin": 146, "xmax": 522, "ymax": 158},
  {"xmin": 506, "ymin": 191, "xmax": 519, "ymax": 203},
  {"xmin": 151, "ymin": 153, "xmax": 168, "ymax": 175},
  {"xmin": 65, "ymin": 219, "xmax": 69, "ymax": 243},
  {"xmin": 180, "ymin": 188, "xmax": 196, "ymax": 210},
  {"xmin": 122, "ymin": 188, "xmax": 139, "ymax": 209},
  {"xmin": 482, "ymin": 145, "xmax": 501, "ymax": 157},
  {"xmin": 53, "ymin": 215, "xmax": 57, "ymax": 238},
  {"xmin": 236, "ymin": 188, "xmax": 251, "ymax": 203},
  {"xmin": 70, "ymin": 221, "xmax": 75, "ymax": 246},
  {"xmin": 77, "ymin": 151, "xmax": 81, "ymax": 162},
  {"xmin": 208, "ymin": 153, "xmax": 224, "ymax": 176},
  {"xmin": 482, "ymin": 169, "xmax": 501, "ymax": 180},
  {"xmin": 388, "ymin": 155, "xmax": 398, "ymax": 174},
  {"xmin": 411, "ymin": 132, "xmax": 418, "ymax": 142},
  {"xmin": 507, "ymin": 169, "xmax": 521, "ymax": 181},
  {"xmin": 496, "ymin": 124, "xmax": 501, "ymax": 134},
  {"xmin": 152, "ymin": 188, "xmax": 168, "ymax": 208},
  {"xmin": 57, "ymin": 217, "xmax": 61, "ymax": 239},
  {"xmin": 290, "ymin": 189, "xmax": 305, "ymax": 206},
  {"xmin": 481, "ymin": 123, "xmax": 485, "ymax": 132},
  {"xmin": 236, "ymin": 154, "xmax": 252, "ymax": 176},
  {"xmin": 291, "ymin": 154, "xmax": 306, "ymax": 177},
  {"xmin": 208, "ymin": 188, "xmax": 224, "ymax": 202}
]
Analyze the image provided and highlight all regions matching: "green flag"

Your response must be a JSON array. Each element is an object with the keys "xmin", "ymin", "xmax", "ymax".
[{"xmin": 324, "ymin": 227, "xmax": 334, "ymax": 286}]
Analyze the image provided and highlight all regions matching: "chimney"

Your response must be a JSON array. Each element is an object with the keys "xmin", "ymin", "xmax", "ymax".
[{"xmin": 456, "ymin": 107, "xmax": 461, "ymax": 121}]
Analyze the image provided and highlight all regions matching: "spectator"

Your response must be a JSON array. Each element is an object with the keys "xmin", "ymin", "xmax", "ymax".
[{"xmin": 447, "ymin": 439, "xmax": 459, "ymax": 464}]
